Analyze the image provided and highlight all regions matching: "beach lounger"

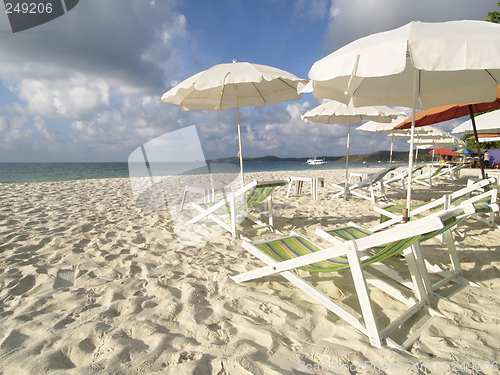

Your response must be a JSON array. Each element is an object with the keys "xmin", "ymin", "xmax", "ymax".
[
  {"xmin": 188, "ymin": 180, "xmax": 287, "ymax": 238},
  {"xmin": 382, "ymin": 165, "xmax": 425, "ymax": 194},
  {"xmin": 318, "ymin": 201, "xmax": 489, "ymax": 300},
  {"xmin": 437, "ymin": 164, "xmax": 464, "ymax": 182},
  {"xmin": 370, "ymin": 177, "xmax": 496, "ymax": 232},
  {"xmin": 232, "ymin": 208, "xmax": 464, "ymax": 349},
  {"xmin": 330, "ymin": 167, "xmax": 396, "ymax": 203},
  {"xmin": 412, "ymin": 165, "xmax": 447, "ymax": 187}
]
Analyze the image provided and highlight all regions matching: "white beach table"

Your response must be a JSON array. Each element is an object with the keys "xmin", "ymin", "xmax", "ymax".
[
  {"xmin": 286, "ymin": 176, "xmax": 325, "ymax": 201},
  {"xmin": 349, "ymin": 171, "xmax": 369, "ymax": 183},
  {"xmin": 180, "ymin": 182, "xmax": 229, "ymax": 211}
]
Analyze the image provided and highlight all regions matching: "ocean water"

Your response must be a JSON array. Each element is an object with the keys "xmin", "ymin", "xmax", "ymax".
[{"xmin": 0, "ymin": 161, "xmax": 402, "ymax": 183}]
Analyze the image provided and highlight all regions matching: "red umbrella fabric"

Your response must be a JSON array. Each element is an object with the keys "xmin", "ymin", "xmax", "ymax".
[
  {"xmin": 430, "ymin": 148, "xmax": 457, "ymax": 156},
  {"xmin": 394, "ymin": 86, "xmax": 500, "ymax": 130}
]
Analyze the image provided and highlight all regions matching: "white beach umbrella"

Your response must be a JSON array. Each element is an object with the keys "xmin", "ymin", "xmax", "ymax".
[
  {"xmin": 307, "ymin": 20, "xmax": 500, "ymax": 217},
  {"xmin": 302, "ymin": 100, "xmax": 404, "ymax": 199},
  {"xmin": 357, "ymin": 121, "xmax": 442, "ymax": 164},
  {"xmin": 408, "ymin": 131, "xmax": 466, "ymax": 162},
  {"xmin": 476, "ymin": 134, "xmax": 500, "ymax": 142},
  {"xmin": 409, "ymin": 130, "xmax": 465, "ymax": 148},
  {"xmin": 162, "ymin": 61, "xmax": 308, "ymax": 187},
  {"xmin": 405, "ymin": 128, "xmax": 465, "ymax": 162},
  {"xmin": 452, "ymin": 110, "xmax": 500, "ymax": 135}
]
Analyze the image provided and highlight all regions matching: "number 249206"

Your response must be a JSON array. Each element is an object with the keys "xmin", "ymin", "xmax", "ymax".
[{"xmin": 5, "ymin": 3, "xmax": 53, "ymax": 14}]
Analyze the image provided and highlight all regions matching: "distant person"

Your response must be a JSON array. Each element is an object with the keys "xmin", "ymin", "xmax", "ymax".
[{"xmin": 484, "ymin": 151, "xmax": 490, "ymax": 168}]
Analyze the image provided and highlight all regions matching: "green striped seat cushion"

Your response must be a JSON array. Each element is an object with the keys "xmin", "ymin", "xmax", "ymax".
[
  {"xmin": 196, "ymin": 182, "xmax": 284, "ymax": 215},
  {"xmin": 255, "ymin": 235, "xmax": 422, "ymax": 273}
]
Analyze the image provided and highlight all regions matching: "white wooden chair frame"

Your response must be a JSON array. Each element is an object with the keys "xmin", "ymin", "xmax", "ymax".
[
  {"xmin": 370, "ymin": 178, "xmax": 496, "ymax": 232},
  {"xmin": 412, "ymin": 165, "xmax": 448, "ymax": 187},
  {"xmin": 330, "ymin": 167, "xmax": 395, "ymax": 204},
  {"xmin": 320, "ymin": 202, "xmax": 485, "ymax": 300},
  {"xmin": 232, "ymin": 209, "xmax": 464, "ymax": 349},
  {"xmin": 188, "ymin": 180, "xmax": 286, "ymax": 238}
]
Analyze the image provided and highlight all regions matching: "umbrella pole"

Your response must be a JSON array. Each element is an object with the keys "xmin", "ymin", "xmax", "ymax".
[
  {"xmin": 405, "ymin": 69, "xmax": 419, "ymax": 221},
  {"xmin": 389, "ymin": 137, "xmax": 393, "ymax": 166},
  {"xmin": 236, "ymin": 104, "xmax": 245, "ymax": 188},
  {"xmin": 469, "ymin": 105, "xmax": 486, "ymax": 180},
  {"xmin": 344, "ymin": 120, "xmax": 351, "ymax": 200}
]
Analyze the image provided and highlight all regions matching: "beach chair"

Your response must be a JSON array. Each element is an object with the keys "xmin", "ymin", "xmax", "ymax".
[
  {"xmin": 382, "ymin": 165, "xmax": 425, "ymax": 194},
  {"xmin": 188, "ymin": 180, "xmax": 287, "ymax": 238},
  {"xmin": 370, "ymin": 177, "xmax": 496, "ymax": 232},
  {"xmin": 330, "ymin": 167, "xmax": 396, "ymax": 203},
  {"xmin": 436, "ymin": 164, "xmax": 464, "ymax": 182},
  {"xmin": 232, "ymin": 208, "xmax": 464, "ymax": 349},
  {"xmin": 412, "ymin": 165, "xmax": 447, "ymax": 187},
  {"xmin": 318, "ymin": 201, "xmax": 487, "ymax": 301}
]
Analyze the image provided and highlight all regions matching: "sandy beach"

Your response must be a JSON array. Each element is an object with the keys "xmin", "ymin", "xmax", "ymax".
[{"xmin": 1, "ymin": 166, "xmax": 499, "ymax": 374}]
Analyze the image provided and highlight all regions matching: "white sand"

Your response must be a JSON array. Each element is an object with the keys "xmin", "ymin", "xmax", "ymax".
[{"xmin": 1, "ymin": 166, "xmax": 499, "ymax": 374}]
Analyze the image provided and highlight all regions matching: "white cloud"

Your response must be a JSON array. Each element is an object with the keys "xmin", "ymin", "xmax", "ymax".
[
  {"xmin": 294, "ymin": 0, "xmax": 329, "ymax": 20},
  {"xmin": 15, "ymin": 75, "xmax": 111, "ymax": 120},
  {"xmin": 0, "ymin": 0, "xmax": 490, "ymax": 162},
  {"xmin": 325, "ymin": 0, "xmax": 498, "ymax": 51}
]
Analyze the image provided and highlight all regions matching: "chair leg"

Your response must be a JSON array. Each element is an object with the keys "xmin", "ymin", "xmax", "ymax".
[
  {"xmin": 268, "ymin": 196, "xmax": 274, "ymax": 228},
  {"xmin": 180, "ymin": 190, "xmax": 188, "ymax": 211},
  {"xmin": 346, "ymin": 243, "xmax": 383, "ymax": 348},
  {"xmin": 410, "ymin": 241, "xmax": 434, "ymax": 297},
  {"xmin": 404, "ymin": 246, "xmax": 430, "ymax": 305},
  {"xmin": 443, "ymin": 229, "xmax": 462, "ymax": 276},
  {"xmin": 229, "ymin": 193, "xmax": 237, "ymax": 238},
  {"xmin": 286, "ymin": 181, "xmax": 293, "ymax": 198}
]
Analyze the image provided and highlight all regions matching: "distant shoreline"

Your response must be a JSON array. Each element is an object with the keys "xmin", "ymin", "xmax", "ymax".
[{"xmin": 210, "ymin": 150, "xmax": 429, "ymax": 163}]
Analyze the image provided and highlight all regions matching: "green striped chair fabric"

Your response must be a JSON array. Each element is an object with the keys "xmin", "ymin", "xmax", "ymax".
[
  {"xmin": 255, "ymin": 234, "xmax": 422, "ymax": 273},
  {"xmin": 329, "ymin": 216, "xmax": 464, "ymax": 246},
  {"xmin": 378, "ymin": 197, "xmax": 493, "ymax": 224},
  {"xmin": 196, "ymin": 182, "xmax": 286, "ymax": 215}
]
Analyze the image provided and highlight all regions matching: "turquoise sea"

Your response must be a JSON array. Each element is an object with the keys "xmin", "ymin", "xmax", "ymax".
[{"xmin": 0, "ymin": 161, "xmax": 403, "ymax": 183}]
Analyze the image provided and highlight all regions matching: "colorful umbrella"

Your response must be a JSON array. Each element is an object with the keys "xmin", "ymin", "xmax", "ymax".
[
  {"xmin": 430, "ymin": 148, "xmax": 457, "ymax": 156},
  {"xmin": 395, "ymin": 86, "xmax": 500, "ymax": 179},
  {"xmin": 453, "ymin": 148, "xmax": 476, "ymax": 154}
]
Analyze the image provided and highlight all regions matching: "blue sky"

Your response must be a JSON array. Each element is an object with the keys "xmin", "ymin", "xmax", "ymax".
[{"xmin": 0, "ymin": 0, "xmax": 497, "ymax": 162}]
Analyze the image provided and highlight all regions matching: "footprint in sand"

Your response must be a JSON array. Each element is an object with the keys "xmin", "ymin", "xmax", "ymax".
[
  {"xmin": 0, "ymin": 330, "xmax": 30, "ymax": 353},
  {"xmin": 53, "ymin": 269, "xmax": 74, "ymax": 289},
  {"xmin": 9, "ymin": 275, "xmax": 36, "ymax": 296}
]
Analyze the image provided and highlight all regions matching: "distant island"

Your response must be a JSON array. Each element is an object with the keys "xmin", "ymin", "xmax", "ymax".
[{"xmin": 209, "ymin": 150, "xmax": 432, "ymax": 163}]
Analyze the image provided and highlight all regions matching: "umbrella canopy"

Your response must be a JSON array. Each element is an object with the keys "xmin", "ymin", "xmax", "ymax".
[
  {"xmin": 452, "ymin": 109, "xmax": 500, "ymax": 135},
  {"xmin": 390, "ymin": 126, "xmax": 452, "ymax": 139},
  {"xmin": 357, "ymin": 122, "xmax": 446, "ymax": 164},
  {"xmin": 301, "ymin": 100, "xmax": 403, "ymax": 124},
  {"xmin": 307, "ymin": 20, "xmax": 500, "ymax": 216},
  {"xmin": 394, "ymin": 87, "xmax": 500, "ymax": 179},
  {"xmin": 408, "ymin": 129, "xmax": 465, "ymax": 147},
  {"xmin": 453, "ymin": 148, "xmax": 476, "ymax": 154},
  {"xmin": 396, "ymin": 127, "xmax": 463, "ymax": 161},
  {"xmin": 394, "ymin": 87, "xmax": 500, "ymax": 130},
  {"xmin": 302, "ymin": 100, "xmax": 404, "ymax": 199},
  {"xmin": 308, "ymin": 21, "xmax": 500, "ymax": 108},
  {"xmin": 430, "ymin": 148, "xmax": 457, "ymax": 156},
  {"xmin": 162, "ymin": 61, "xmax": 308, "ymax": 186},
  {"xmin": 474, "ymin": 133, "xmax": 500, "ymax": 142}
]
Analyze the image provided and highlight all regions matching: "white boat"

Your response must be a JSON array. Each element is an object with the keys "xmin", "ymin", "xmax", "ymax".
[{"xmin": 307, "ymin": 157, "xmax": 327, "ymax": 165}]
